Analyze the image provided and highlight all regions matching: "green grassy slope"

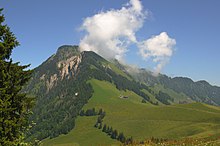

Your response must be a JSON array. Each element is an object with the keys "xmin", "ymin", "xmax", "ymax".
[
  {"xmin": 152, "ymin": 84, "xmax": 193, "ymax": 104},
  {"xmin": 42, "ymin": 116, "xmax": 120, "ymax": 146},
  {"xmin": 102, "ymin": 61, "xmax": 132, "ymax": 80},
  {"xmin": 42, "ymin": 79, "xmax": 220, "ymax": 145}
]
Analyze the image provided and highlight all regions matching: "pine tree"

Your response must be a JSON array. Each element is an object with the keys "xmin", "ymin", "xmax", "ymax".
[
  {"xmin": 125, "ymin": 136, "xmax": 133, "ymax": 144},
  {"xmin": 106, "ymin": 126, "xmax": 110, "ymax": 134},
  {"xmin": 102, "ymin": 124, "xmax": 107, "ymax": 132},
  {"xmin": 92, "ymin": 107, "xmax": 96, "ymax": 115},
  {"xmin": 118, "ymin": 132, "xmax": 126, "ymax": 143},
  {"xmin": 98, "ymin": 108, "xmax": 103, "ymax": 115},
  {"xmin": 94, "ymin": 122, "xmax": 99, "ymax": 128},
  {"xmin": 79, "ymin": 110, "xmax": 85, "ymax": 116},
  {"xmin": 0, "ymin": 8, "xmax": 34, "ymax": 145},
  {"xmin": 98, "ymin": 122, "xmax": 102, "ymax": 129},
  {"xmin": 111, "ymin": 129, "xmax": 118, "ymax": 139},
  {"xmin": 141, "ymin": 99, "xmax": 147, "ymax": 103},
  {"xmin": 97, "ymin": 116, "xmax": 102, "ymax": 123},
  {"xmin": 100, "ymin": 111, "xmax": 106, "ymax": 119},
  {"xmin": 108, "ymin": 127, "xmax": 113, "ymax": 136}
]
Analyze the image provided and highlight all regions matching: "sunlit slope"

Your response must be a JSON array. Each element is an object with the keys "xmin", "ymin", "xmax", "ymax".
[
  {"xmin": 42, "ymin": 116, "xmax": 120, "ymax": 146},
  {"xmin": 42, "ymin": 79, "xmax": 220, "ymax": 145}
]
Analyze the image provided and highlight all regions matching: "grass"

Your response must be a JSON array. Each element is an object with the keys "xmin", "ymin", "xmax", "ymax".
[
  {"xmin": 42, "ymin": 79, "xmax": 220, "ymax": 145},
  {"xmin": 151, "ymin": 84, "xmax": 193, "ymax": 104},
  {"xmin": 42, "ymin": 116, "xmax": 120, "ymax": 146},
  {"xmin": 102, "ymin": 61, "xmax": 132, "ymax": 80}
]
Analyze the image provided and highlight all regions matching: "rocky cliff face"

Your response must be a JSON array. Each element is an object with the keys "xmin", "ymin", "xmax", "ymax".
[
  {"xmin": 57, "ymin": 55, "xmax": 82, "ymax": 80},
  {"xmin": 28, "ymin": 45, "xmax": 82, "ymax": 92},
  {"xmin": 25, "ymin": 45, "xmax": 95, "ymax": 140}
]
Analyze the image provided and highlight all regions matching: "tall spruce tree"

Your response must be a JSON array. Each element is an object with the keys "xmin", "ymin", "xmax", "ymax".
[{"xmin": 0, "ymin": 8, "xmax": 34, "ymax": 145}]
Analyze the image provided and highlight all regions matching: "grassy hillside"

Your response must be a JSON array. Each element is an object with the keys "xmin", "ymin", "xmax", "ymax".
[
  {"xmin": 42, "ymin": 79, "xmax": 220, "ymax": 145},
  {"xmin": 42, "ymin": 116, "xmax": 120, "ymax": 146},
  {"xmin": 151, "ymin": 84, "xmax": 193, "ymax": 104}
]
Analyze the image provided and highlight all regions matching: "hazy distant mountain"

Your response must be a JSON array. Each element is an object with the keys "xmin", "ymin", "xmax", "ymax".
[{"xmin": 128, "ymin": 68, "xmax": 220, "ymax": 105}]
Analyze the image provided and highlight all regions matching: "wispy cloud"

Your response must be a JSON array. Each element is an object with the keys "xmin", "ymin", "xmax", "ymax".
[{"xmin": 79, "ymin": 0, "xmax": 176, "ymax": 74}]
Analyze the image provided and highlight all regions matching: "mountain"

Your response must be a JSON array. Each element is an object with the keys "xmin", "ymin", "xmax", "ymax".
[
  {"xmin": 158, "ymin": 76, "xmax": 220, "ymax": 105},
  {"xmin": 125, "ymin": 67, "xmax": 220, "ymax": 105},
  {"xmin": 24, "ymin": 45, "xmax": 220, "ymax": 145},
  {"xmin": 25, "ymin": 45, "xmax": 154, "ymax": 141}
]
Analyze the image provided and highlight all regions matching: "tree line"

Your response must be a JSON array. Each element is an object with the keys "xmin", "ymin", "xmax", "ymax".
[
  {"xmin": 155, "ymin": 91, "xmax": 174, "ymax": 105},
  {"xmin": 80, "ymin": 108, "xmax": 134, "ymax": 144}
]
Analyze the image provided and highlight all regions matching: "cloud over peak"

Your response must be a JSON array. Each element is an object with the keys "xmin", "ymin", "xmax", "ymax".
[
  {"xmin": 79, "ymin": 0, "xmax": 146, "ymax": 61},
  {"xmin": 79, "ymin": 0, "xmax": 176, "ymax": 74}
]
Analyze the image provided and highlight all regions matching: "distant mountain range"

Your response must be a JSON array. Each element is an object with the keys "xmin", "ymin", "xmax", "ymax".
[{"xmin": 24, "ymin": 45, "xmax": 220, "ymax": 144}]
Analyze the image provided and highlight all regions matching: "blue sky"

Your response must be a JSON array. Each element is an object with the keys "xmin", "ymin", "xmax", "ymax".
[{"xmin": 1, "ymin": 0, "xmax": 220, "ymax": 86}]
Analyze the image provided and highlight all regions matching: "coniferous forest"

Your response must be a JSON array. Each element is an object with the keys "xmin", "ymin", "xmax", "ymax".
[{"xmin": 0, "ymin": 9, "xmax": 34, "ymax": 145}]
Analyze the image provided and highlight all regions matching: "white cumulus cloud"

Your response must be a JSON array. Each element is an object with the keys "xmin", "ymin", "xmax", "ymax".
[
  {"xmin": 138, "ymin": 32, "xmax": 176, "ymax": 75},
  {"xmin": 79, "ymin": 0, "xmax": 146, "ymax": 61},
  {"xmin": 79, "ymin": 0, "xmax": 176, "ymax": 74}
]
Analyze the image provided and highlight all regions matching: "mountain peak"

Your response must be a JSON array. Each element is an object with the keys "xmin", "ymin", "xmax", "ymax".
[
  {"xmin": 56, "ymin": 45, "xmax": 80, "ymax": 61},
  {"xmin": 57, "ymin": 45, "xmax": 79, "ymax": 52}
]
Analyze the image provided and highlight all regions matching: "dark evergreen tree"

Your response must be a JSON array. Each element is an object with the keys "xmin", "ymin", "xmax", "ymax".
[
  {"xmin": 98, "ymin": 123, "xmax": 102, "ymax": 129},
  {"xmin": 79, "ymin": 110, "xmax": 85, "ymax": 116},
  {"xmin": 111, "ymin": 129, "xmax": 118, "ymax": 139},
  {"xmin": 118, "ymin": 132, "xmax": 126, "ymax": 143},
  {"xmin": 97, "ymin": 116, "xmax": 102, "ymax": 123},
  {"xmin": 98, "ymin": 108, "xmax": 103, "ymax": 115},
  {"xmin": 94, "ymin": 122, "xmax": 99, "ymax": 128},
  {"xmin": 0, "ymin": 9, "xmax": 34, "ymax": 145},
  {"xmin": 85, "ymin": 109, "xmax": 94, "ymax": 116},
  {"xmin": 92, "ymin": 108, "xmax": 96, "ymax": 115},
  {"xmin": 106, "ymin": 126, "xmax": 110, "ymax": 134},
  {"xmin": 108, "ymin": 127, "xmax": 113, "ymax": 135},
  {"xmin": 100, "ymin": 111, "xmax": 106, "ymax": 119},
  {"xmin": 102, "ymin": 124, "xmax": 107, "ymax": 132},
  {"xmin": 142, "ymin": 99, "xmax": 147, "ymax": 103},
  {"xmin": 125, "ymin": 136, "xmax": 133, "ymax": 145}
]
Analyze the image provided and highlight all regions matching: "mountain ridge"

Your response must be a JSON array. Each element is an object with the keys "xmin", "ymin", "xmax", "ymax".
[{"xmin": 24, "ymin": 45, "xmax": 220, "ymax": 143}]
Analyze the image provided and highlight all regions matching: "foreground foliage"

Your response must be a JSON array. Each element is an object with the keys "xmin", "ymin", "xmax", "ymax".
[
  {"xmin": 0, "ymin": 9, "xmax": 34, "ymax": 145},
  {"xmin": 128, "ymin": 137, "xmax": 220, "ymax": 146}
]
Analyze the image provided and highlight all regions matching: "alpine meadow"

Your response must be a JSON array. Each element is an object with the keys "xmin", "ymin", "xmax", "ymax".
[{"xmin": 1, "ymin": 0, "xmax": 220, "ymax": 146}]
